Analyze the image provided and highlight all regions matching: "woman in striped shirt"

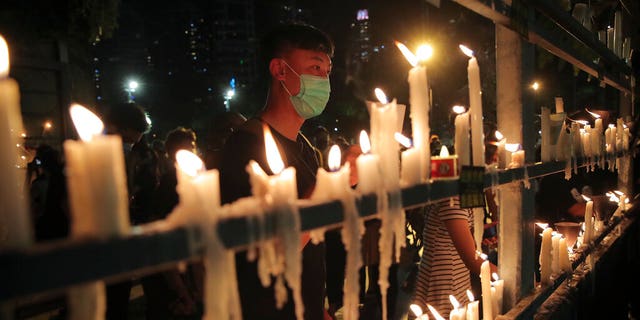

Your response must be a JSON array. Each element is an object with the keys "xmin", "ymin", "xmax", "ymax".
[{"xmin": 413, "ymin": 196, "xmax": 496, "ymax": 317}]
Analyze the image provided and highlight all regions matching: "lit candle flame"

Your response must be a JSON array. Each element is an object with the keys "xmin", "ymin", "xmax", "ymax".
[
  {"xmin": 476, "ymin": 250, "xmax": 488, "ymax": 260},
  {"xmin": 531, "ymin": 82, "xmax": 540, "ymax": 91},
  {"xmin": 467, "ymin": 290, "xmax": 475, "ymax": 302},
  {"xmin": 264, "ymin": 124, "xmax": 284, "ymax": 175},
  {"xmin": 410, "ymin": 304, "xmax": 423, "ymax": 317},
  {"xmin": 459, "ymin": 44, "xmax": 474, "ymax": 58},
  {"xmin": 495, "ymin": 130, "xmax": 504, "ymax": 141},
  {"xmin": 360, "ymin": 130, "xmax": 371, "ymax": 154},
  {"xmin": 69, "ymin": 104, "xmax": 104, "ymax": 142},
  {"xmin": 582, "ymin": 195, "xmax": 592, "ymax": 202},
  {"xmin": 623, "ymin": 124, "xmax": 628, "ymax": 129},
  {"xmin": 492, "ymin": 273, "xmax": 500, "ymax": 281},
  {"xmin": 449, "ymin": 295, "xmax": 460, "ymax": 309},
  {"xmin": 395, "ymin": 41, "xmax": 418, "ymax": 67},
  {"xmin": 427, "ymin": 304, "xmax": 445, "ymax": 320},
  {"xmin": 614, "ymin": 190, "xmax": 624, "ymax": 196},
  {"xmin": 44, "ymin": 121, "xmax": 52, "ymax": 129},
  {"xmin": 175, "ymin": 150, "xmax": 204, "ymax": 177},
  {"xmin": 576, "ymin": 120, "xmax": 589, "ymax": 126},
  {"xmin": 439, "ymin": 146, "xmax": 450, "ymax": 157},
  {"xmin": 505, "ymin": 143, "xmax": 520, "ymax": 153},
  {"xmin": 452, "ymin": 105, "xmax": 466, "ymax": 114},
  {"xmin": 328, "ymin": 144, "xmax": 341, "ymax": 171},
  {"xmin": 394, "ymin": 132, "xmax": 412, "ymax": 148},
  {"xmin": 416, "ymin": 44, "xmax": 433, "ymax": 63},
  {"xmin": 374, "ymin": 88, "xmax": 389, "ymax": 104},
  {"xmin": 585, "ymin": 108, "xmax": 600, "ymax": 119},
  {"xmin": 580, "ymin": 128, "xmax": 586, "ymax": 134},
  {"xmin": 609, "ymin": 124, "xmax": 615, "ymax": 129},
  {"xmin": 536, "ymin": 222, "xmax": 549, "ymax": 229},
  {"xmin": 0, "ymin": 35, "xmax": 9, "ymax": 78}
]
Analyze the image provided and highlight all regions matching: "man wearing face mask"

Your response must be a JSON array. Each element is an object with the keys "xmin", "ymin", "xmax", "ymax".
[{"xmin": 219, "ymin": 24, "xmax": 333, "ymax": 320}]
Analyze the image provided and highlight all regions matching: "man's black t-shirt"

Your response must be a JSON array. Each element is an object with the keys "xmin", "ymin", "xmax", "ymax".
[{"xmin": 219, "ymin": 118, "xmax": 325, "ymax": 320}]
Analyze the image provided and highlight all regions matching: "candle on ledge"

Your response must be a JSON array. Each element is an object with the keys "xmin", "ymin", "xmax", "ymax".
[
  {"xmin": 493, "ymin": 130, "xmax": 506, "ymax": 168},
  {"xmin": 480, "ymin": 260, "xmax": 493, "ymax": 320},
  {"xmin": 558, "ymin": 236, "xmax": 572, "ymax": 273},
  {"xmin": 311, "ymin": 145, "xmax": 363, "ymax": 320},
  {"xmin": 466, "ymin": 290, "xmax": 479, "ymax": 320},
  {"xmin": 539, "ymin": 227, "xmax": 553, "ymax": 285},
  {"xmin": 171, "ymin": 150, "xmax": 220, "ymax": 224},
  {"xmin": 0, "ymin": 35, "xmax": 32, "ymax": 248},
  {"xmin": 397, "ymin": 41, "xmax": 432, "ymax": 181},
  {"xmin": 459, "ymin": 45, "xmax": 484, "ymax": 167},
  {"xmin": 356, "ymin": 130, "xmax": 382, "ymax": 195},
  {"xmin": 583, "ymin": 195, "xmax": 594, "ymax": 243},
  {"xmin": 551, "ymin": 232, "xmax": 561, "ymax": 275},
  {"xmin": 64, "ymin": 104, "xmax": 130, "ymax": 239},
  {"xmin": 491, "ymin": 273, "xmax": 504, "ymax": 316},
  {"xmin": 396, "ymin": 132, "xmax": 421, "ymax": 186},
  {"xmin": 449, "ymin": 295, "xmax": 466, "ymax": 320},
  {"xmin": 505, "ymin": 143, "xmax": 524, "ymax": 168},
  {"xmin": 431, "ymin": 145, "xmax": 458, "ymax": 179},
  {"xmin": 453, "ymin": 106, "xmax": 470, "ymax": 167}
]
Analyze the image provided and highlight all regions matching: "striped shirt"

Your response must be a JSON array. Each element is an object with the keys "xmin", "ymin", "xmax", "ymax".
[{"xmin": 414, "ymin": 196, "xmax": 473, "ymax": 317}]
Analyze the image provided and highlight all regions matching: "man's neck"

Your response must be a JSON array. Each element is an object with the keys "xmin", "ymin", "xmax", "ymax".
[{"xmin": 260, "ymin": 86, "xmax": 304, "ymax": 141}]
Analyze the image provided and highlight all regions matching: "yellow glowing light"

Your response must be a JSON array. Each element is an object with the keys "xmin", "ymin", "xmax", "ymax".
[
  {"xmin": 44, "ymin": 121, "xmax": 52, "ymax": 129},
  {"xmin": 492, "ymin": 273, "xmax": 500, "ymax": 281},
  {"xmin": 505, "ymin": 143, "xmax": 520, "ymax": 153},
  {"xmin": 374, "ymin": 88, "xmax": 389, "ymax": 104},
  {"xmin": 452, "ymin": 105, "xmax": 466, "ymax": 114},
  {"xmin": 20, "ymin": 133, "xmax": 26, "ymax": 138},
  {"xmin": 394, "ymin": 132, "xmax": 412, "ymax": 148},
  {"xmin": 360, "ymin": 130, "xmax": 372, "ymax": 154},
  {"xmin": 416, "ymin": 44, "xmax": 433, "ymax": 62},
  {"xmin": 175, "ymin": 150, "xmax": 204, "ymax": 178},
  {"xmin": 395, "ymin": 41, "xmax": 418, "ymax": 67},
  {"xmin": 531, "ymin": 82, "xmax": 540, "ymax": 91},
  {"xmin": 427, "ymin": 304, "xmax": 446, "ymax": 320},
  {"xmin": 459, "ymin": 44, "xmax": 474, "ymax": 58},
  {"xmin": 264, "ymin": 124, "xmax": 284, "ymax": 175},
  {"xmin": 582, "ymin": 195, "xmax": 592, "ymax": 202},
  {"xmin": 467, "ymin": 289, "xmax": 475, "ymax": 302},
  {"xmin": 495, "ymin": 130, "xmax": 504, "ymax": 141},
  {"xmin": 0, "ymin": 35, "xmax": 9, "ymax": 78},
  {"xmin": 536, "ymin": 222, "xmax": 549, "ymax": 229},
  {"xmin": 328, "ymin": 144, "xmax": 341, "ymax": 171},
  {"xmin": 69, "ymin": 104, "xmax": 104, "ymax": 142},
  {"xmin": 585, "ymin": 109, "xmax": 600, "ymax": 119},
  {"xmin": 439, "ymin": 146, "xmax": 450, "ymax": 157},
  {"xmin": 410, "ymin": 304, "xmax": 423, "ymax": 317},
  {"xmin": 449, "ymin": 295, "xmax": 460, "ymax": 309}
]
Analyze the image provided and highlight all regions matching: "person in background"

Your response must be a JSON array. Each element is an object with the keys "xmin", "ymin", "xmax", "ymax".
[
  {"xmin": 219, "ymin": 23, "xmax": 333, "ymax": 320},
  {"xmin": 103, "ymin": 102, "xmax": 160, "ymax": 320},
  {"xmin": 203, "ymin": 111, "xmax": 247, "ymax": 170}
]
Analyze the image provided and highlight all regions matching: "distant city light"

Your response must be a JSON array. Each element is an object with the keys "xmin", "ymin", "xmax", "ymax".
[
  {"xmin": 531, "ymin": 81, "xmax": 540, "ymax": 91},
  {"xmin": 128, "ymin": 80, "xmax": 139, "ymax": 91},
  {"xmin": 452, "ymin": 105, "xmax": 466, "ymax": 114},
  {"xmin": 356, "ymin": 9, "xmax": 369, "ymax": 21},
  {"xmin": 43, "ymin": 121, "xmax": 52, "ymax": 130}
]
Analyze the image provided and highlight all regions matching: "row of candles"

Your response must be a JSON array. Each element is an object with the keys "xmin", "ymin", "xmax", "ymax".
[
  {"xmin": 538, "ymin": 190, "xmax": 631, "ymax": 285},
  {"xmin": 409, "ymin": 259, "xmax": 504, "ymax": 320}
]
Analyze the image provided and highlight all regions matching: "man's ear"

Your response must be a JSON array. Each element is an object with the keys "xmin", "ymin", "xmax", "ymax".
[{"xmin": 269, "ymin": 59, "xmax": 286, "ymax": 81}]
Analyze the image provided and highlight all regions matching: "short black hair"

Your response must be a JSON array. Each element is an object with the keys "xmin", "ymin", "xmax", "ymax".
[
  {"xmin": 165, "ymin": 127, "xmax": 196, "ymax": 160},
  {"xmin": 260, "ymin": 23, "xmax": 334, "ymax": 66},
  {"xmin": 104, "ymin": 102, "xmax": 150, "ymax": 134}
]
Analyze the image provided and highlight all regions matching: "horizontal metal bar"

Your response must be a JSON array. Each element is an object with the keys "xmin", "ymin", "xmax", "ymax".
[{"xmin": 0, "ymin": 157, "xmax": 622, "ymax": 302}]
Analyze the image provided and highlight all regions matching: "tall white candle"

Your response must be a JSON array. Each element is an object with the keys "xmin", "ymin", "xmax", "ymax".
[
  {"xmin": 539, "ymin": 227, "xmax": 553, "ymax": 285},
  {"xmin": 397, "ymin": 42, "xmax": 431, "ymax": 181},
  {"xmin": 311, "ymin": 145, "xmax": 363, "ymax": 320},
  {"xmin": 396, "ymin": 133, "xmax": 422, "ymax": 186},
  {"xmin": 491, "ymin": 273, "xmax": 504, "ymax": 316},
  {"xmin": 551, "ymin": 233, "xmax": 561, "ymax": 275},
  {"xmin": 460, "ymin": 45, "xmax": 485, "ymax": 167},
  {"xmin": 583, "ymin": 196, "xmax": 594, "ymax": 243},
  {"xmin": 356, "ymin": 130, "xmax": 382, "ymax": 194},
  {"xmin": 454, "ymin": 112, "xmax": 471, "ymax": 167},
  {"xmin": 466, "ymin": 290, "xmax": 479, "ymax": 320},
  {"xmin": 0, "ymin": 35, "xmax": 32, "ymax": 249},
  {"xmin": 554, "ymin": 97, "xmax": 564, "ymax": 114},
  {"xmin": 558, "ymin": 237, "xmax": 572, "ymax": 273},
  {"xmin": 64, "ymin": 104, "xmax": 130, "ymax": 239},
  {"xmin": 480, "ymin": 260, "xmax": 493, "ymax": 320},
  {"xmin": 449, "ymin": 295, "xmax": 465, "ymax": 320}
]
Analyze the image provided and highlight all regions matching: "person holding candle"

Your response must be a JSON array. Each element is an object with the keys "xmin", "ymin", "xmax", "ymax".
[
  {"xmin": 413, "ymin": 197, "xmax": 497, "ymax": 318},
  {"xmin": 219, "ymin": 24, "xmax": 333, "ymax": 320}
]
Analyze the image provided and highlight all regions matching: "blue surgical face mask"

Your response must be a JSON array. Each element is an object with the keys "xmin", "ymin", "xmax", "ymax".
[{"xmin": 280, "ymin": 60, "xmax": 331, "ymax": 119}]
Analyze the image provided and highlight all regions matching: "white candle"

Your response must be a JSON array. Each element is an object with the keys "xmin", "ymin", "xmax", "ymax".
[
  {"xmin": 539, "ymin": 227, "xmax": 553, "ymax": 285},
  {"xmin": 454, "ymin": 112, "xmax": 471, "ymax": 167},
  {"xmin": 449, "ymin": 295, "xmax": 465, "ymax": 320},
  {"xmin": 480, "ymin": 260, "xmax": 493, "ymax": 320},
  {"xmin": 583, "ymin": 196, "xmax": 594, "ymax": 243},
  {"xmin": 311, "ymin": 145, "xmax": 363, "ymax": 320},
  {"xmin": 428, "ymin": 304, "xmax": 446, "ymax": 320},
  {"xmin": 396, "ymin": 133, "xmax": 422, "ymax": 186},
  {"xmin": 616, "ymin": 118, "xmax": 624, "ymax": 152},
  {"xmin": 460, "ymin": 45, "xmax": 485, "ymax": 167},
  {"xmin": 171, "ymin": 150, "xmax": 220, "ymax": 224},
  {"xmin": 551, "ymin": 233, "xmax": 561, "ymax": 275},
  {"xmin": 558, "ymin": 237, "xmax": 572, "ymax": 273},
  {"xmin": 397, "ymin": 42, "xmax": 431, "ymax": 181},
  {"xmin": 614, "ymin": 11, "xmax": 623, "ymax": 56},
  {"xmin": 554, "ymin": 97, "xmax": 564, "ymax": 114},
  {"xmin": 410, "ymin": 304, "xmax": 430, "ymax": 320},
  {"xmin": 466, "ymin": 290, "xmax": 479, "ymax": 320},
  {"xmin": 505, "ymin": 143, "xmax": 524, "ymax": 168},
  {"xmin": 64, "ymin": 104, "xmax": 130, "ymax": 239},
  {"xmin": 356, "ymin": 130, "xmax": 382, "ymax": 195},
  {"xmin": 491, "ymin": 273, "xmax": 504, "ymax": 316},
  {"xmin": 0, "ymin": 35, "xmax": 32, "ymax": 249},
  {"xmin": 623, "ymin": 125, "xmax": 630, "ymax": 151}
]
